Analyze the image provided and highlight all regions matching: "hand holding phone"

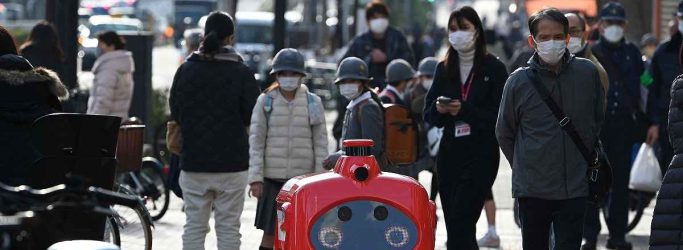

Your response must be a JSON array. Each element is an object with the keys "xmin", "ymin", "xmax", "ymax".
[{"xmin": 437, "ymin": 96, "xmax": 452, "ymax": 105}]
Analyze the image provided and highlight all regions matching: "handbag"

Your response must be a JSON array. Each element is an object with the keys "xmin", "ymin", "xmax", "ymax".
[
  {"xmin": 629, "ymin": 143, "xmax": 662, "ymax": 193},
  {"xmin": 166, "ymin": 120, "xmax": 182, "ymax": 155},
  {"xmin": 525, "ymin": 70, "xmax": 613, "ymax": 206}
]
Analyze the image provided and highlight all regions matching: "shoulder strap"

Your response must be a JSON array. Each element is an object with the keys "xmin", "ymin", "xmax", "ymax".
[
  {"xmin": 264, "ymin": 95, "xmax": 274, "ymax": 124},
  {"xmin": 524, "ymin": 69, "xmax": 595, "ymax": 164}
]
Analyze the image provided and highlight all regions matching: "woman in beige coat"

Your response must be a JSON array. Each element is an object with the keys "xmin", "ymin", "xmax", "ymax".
[
  {"xmin": 87, "ymin": 31, "xmax": 135, "ymax": 119},
  {"xmin": 248, "ymin": 48, "xmax": 328, "ymax": 250}
]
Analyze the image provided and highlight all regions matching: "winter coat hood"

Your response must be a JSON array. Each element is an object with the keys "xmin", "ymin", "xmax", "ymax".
[
  {"xmin": 0, "ymin": 54, "xmax": 67, "ymax": 124},
  {"xmin": 188, "ymin": 46, "xmax": 244, "ymax": 63}
]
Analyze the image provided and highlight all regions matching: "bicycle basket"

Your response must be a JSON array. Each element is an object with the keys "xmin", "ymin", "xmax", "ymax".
[{"xmin": 116, "ymin": 124, "xmax": 145, "ymax": 172}]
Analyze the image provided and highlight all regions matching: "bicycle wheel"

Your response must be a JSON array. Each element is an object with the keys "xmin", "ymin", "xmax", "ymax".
[
  {"xmin": 112, "ymin": 184, "xmax": 154, "ymax": 250},
  {"xmin": 104, "ymin": 215, "xmax": 120, "ymax": 246},
  {"xmin": 138, "ymin": 164, "xmax": 170, "ymax": 221}
]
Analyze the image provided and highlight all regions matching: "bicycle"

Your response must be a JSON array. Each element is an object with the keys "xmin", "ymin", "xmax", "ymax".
[
  {"xmin": 116, "ymin": 121, "xmax": 170, "ymax": 222},
  {"xmin": 0, "ymin": 176, "xmax": 152, "ymax": 250}
]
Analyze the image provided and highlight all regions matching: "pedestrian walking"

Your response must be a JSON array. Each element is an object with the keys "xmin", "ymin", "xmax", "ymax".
[
  {"xmin": 648, "ymin": 1, "xmax": 683, "ymax": 175},
  {"xmin": 496, "ymin": 8, "xmax": 605, "ymax": 249},
  {"xmin": 649, "ymin": 51, "xmax": 683, "ymax": 247},
  {"xmin": 423, "ymin": 6, "xmax": 508, "ymax": 249},
  {"xmin": 247, "ymin": 48, "xmax": 328, "ymax": 250},
  {"xmin": 405, "ymin": 57, "xmax": 439, "ymax": 200},
  {"xmin": 583, "ymin": 3, "xmax": 647, "ymax": 249},
  {"xmin": 169, "ymin": 11, "xmax": 260, "ymax": 250},
  {"xmin": 0, "ymin": 25, "xmax": 68, "ymax": 186},
  {"xmin": 333, "ymin": 1, "xmax": 415, "ymax": 147},
  {"xmin": 324, "ymin": 57, "xmax": 386, "ymax": 170},
  {"xmin": 19, "ymin": 21, "xmax": 65, "ymax": 81},
  {"xmin": 86, "ymin": 31, "xmax": 135, "ymax": 119},
  {"xmin": 478, "ymin": 191, "xmax": 500, "ymax": 247}
]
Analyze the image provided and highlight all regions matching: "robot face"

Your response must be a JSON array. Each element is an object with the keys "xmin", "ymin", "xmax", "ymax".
[{"xmin": 310, "ymin": 200, "xmax": 417, "ymax": 249}]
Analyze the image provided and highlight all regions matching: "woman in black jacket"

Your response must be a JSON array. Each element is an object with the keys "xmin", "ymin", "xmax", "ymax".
[
  {"xmin": 0, "ymin": 25, "xmax": 67, "ymax": 186},
  {"xmin": 19, "ymin": 21, "xmax": 65, "ymax": 80},
  {"xmin": 423, "ymin": 7, "xmax": 508, "ymax": 249},
  {"xmin": 649, "ymin": 51, "xmax": 683, "ymax": 248},
  {"xmin": 169, "ymin": 12, "xmax": 260, "ymax": 249}
]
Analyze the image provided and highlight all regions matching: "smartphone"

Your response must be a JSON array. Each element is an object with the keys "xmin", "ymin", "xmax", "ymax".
[{"xmin": 437, "ymin": 96, "xmax": 453, "ymax": 104}]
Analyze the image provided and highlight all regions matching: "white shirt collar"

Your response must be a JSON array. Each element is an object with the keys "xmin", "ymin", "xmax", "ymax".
[{"xmin": 346, "ymin": 91, "xmax": 372, "ymax": 110}]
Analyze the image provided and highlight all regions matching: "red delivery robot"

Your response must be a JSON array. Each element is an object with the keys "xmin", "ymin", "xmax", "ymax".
[{"xmin": 274, "ymin": 139, "xmax": 437, "ymax": 250}]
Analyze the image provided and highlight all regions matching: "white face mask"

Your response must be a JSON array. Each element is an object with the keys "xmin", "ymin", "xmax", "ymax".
[
  {"xmin": 421, "ymin": 78, "xmax": 433, "ymax": 90},
  {"xmin": 278, "ymin": 76, "xmax": 301, "ymax": 91},
  {"xmin": 534, "ymin": 38, "xmax": 567, "ymax": 65},
  {"xmin": 567, "ymin": 37, "xmax": 584, "ymax": 54},
  {"xmin": 449, "ymin": 31, "xmax": 476, "ymax": 52},
  {"xmin": 339, "ymin": 83, "xmax": 361, "ymax": 100},
  {"xmin": 369, "ymin": 18, "xmax": 389, "ymax": 34},
  {"xmin": 678, "ymin": 21, "xmax": 683, "ymax": 34},
  {"xmin": 603, "ymin": 25, "xmax": 624, "ymax": 43}
]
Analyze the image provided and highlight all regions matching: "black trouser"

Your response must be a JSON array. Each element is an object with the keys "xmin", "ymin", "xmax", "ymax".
[
  {"xmin": 518, "ymin": 197, "xmax": 586, "ymax": 250},
  {"xmin": 437, "ymin": 135, "xmax": 499, "ymax": 249},
  {"xmin": 584, "ymin": 114, "xmax": 635, "ymax": 242}
]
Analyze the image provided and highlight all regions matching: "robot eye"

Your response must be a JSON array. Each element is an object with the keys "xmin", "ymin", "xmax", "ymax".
[
  {"xmin": 374, "ymin": 205, "xmax": 388, "ymax": 221},
  {"xmin": 338, "ymin": 206, "xmax": 352, "ymax": 222},
  {"xmin": 318, "ymin": 226, "xmax": 343, "ymax": 249},
  {"xmin": 385, "ymin": 226, "xmax": 410, "ymax": 248}
]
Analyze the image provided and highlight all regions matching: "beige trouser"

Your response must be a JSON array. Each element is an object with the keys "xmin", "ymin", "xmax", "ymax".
[{"xmin": 180, "ymin": 170, "xmax": 247, "ymax": 250}]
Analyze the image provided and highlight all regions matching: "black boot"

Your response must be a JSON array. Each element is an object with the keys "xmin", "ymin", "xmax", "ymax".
[
  {"xmin": 581, "ymin": 240, "xmax": 597, "ymax": 250},
  {"xmin": 606, "ymin": 239, "xmax": 633, "ymax": 250}
]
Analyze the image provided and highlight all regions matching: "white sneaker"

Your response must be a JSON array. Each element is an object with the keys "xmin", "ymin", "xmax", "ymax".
[{"xmin": 477, "ymin": 232, "xmax": 500, "ymax": 248}]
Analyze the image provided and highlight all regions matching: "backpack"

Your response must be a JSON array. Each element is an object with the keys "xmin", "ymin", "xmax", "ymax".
[
  {"xmin": 356, "ymin": 96, "xmax": 418, "ymax": 165},
  {"xmin": 264, "ymin": 90, "xmax": 324, "ymax": 127}
]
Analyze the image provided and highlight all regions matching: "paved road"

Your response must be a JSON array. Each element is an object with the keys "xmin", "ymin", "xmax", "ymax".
[
  {"xmin": 147, "ymin": 111, "xmax": 653, "ymax": 250},
  {"xmin": 124, "ymin": 46, "xmax": 653, "ymax": 249}
]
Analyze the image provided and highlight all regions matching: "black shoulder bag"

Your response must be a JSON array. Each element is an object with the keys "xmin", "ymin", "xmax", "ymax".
[{"xmin": 525, "ymin": 69, "xmax": 612, "ymax": 206}]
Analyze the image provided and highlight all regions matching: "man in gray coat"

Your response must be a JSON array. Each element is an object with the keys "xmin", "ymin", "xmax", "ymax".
[{"xmin": 495, "ymin": 8, "xmax": 605, "ymax": 249}]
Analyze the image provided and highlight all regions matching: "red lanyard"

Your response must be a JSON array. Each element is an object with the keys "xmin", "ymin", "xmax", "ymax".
[{"xmin": 461, "ymin": 72, "xmax": 475, "ymax": 102}]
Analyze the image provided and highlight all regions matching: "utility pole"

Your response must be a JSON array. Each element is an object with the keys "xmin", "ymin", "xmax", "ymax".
[
  {"xmin": 46, "ymin": 0, "xmax": 78, "ymax": 90},
  {"xmin": 222, "ymin": 0, "xmax": 238, "ymax": 17},
  {"xmin": 273, "ymin": 0, "xmax": 287, "ymax": 56}
]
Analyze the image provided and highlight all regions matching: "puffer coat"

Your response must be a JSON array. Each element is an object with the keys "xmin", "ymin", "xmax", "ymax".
[
  {"xmin": 650, "ymin": 75, "xmax": 683, "ymax": 248},
  {"xmin": 248, "ymin": 84, "xmax": 328, "ymax": 184},
  {"xmin": 87, "ymin": 50, "xmax": 135, "ymax": 119}
]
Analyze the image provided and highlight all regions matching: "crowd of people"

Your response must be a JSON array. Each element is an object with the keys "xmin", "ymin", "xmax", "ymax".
[{"xmin": 3, "ymin": 0, "xmax": 683, "ymax": 249}]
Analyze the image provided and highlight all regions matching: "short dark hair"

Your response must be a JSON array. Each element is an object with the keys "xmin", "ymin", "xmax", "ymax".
[
  {"xmin": 0, "ymin": 25, "xmax": 18, "ymax": 56},
  {"xmin": 365, "ymin": 1, "xmax": 390, "ymax": 19},
  {"xmin": 97, "ymin": 31, "xmax": 126, "ymax": 50},
  {"xmin": 528, "ymin": 8, "xmax": 569, "ymax": 37}
]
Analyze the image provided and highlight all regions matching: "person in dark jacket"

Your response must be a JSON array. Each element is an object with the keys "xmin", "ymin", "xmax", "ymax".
[
  {"xmin": 649, "ymin": 73, "xmax": 683, "ymax": 249},
  {"xmin": 496, "ymin": 8, "xmax": 605, "ymax": 249},
  {"xmin": 334, "ymin": 1, "xmax": 415, "ymax": 146},
  {"xmin": 0, "ymin": 25, "xmax": 68, "ymax": 186},
  {"xmin": 169, "ymin": 12, "xmax": 260, "ymax": 250},
  {"xmin": 584, "ymin": 3, "xmax": 646, "ymax": 249},
  {"xmin": 648, "ymin": 1, "xmax": 683, "ymax": 175},
  {"xmin": 324, "ymin": 57, "xmax": 387, "ymax": 171},
  {"xmin": 341, "ymin": 1, "xmax": 414, "ymax": 90},
  {"xmin": 19, "ymin": 21, "xmax": 65, "ymax": 82},
  {"xmin": 424, "ymin": 7, "xmax": 508, "ymax": 249}
]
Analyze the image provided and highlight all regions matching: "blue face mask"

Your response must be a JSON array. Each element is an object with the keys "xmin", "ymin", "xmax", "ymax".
[{"xmin": 96, "ymin": 48, "xmax": 104, "ymax": 57}]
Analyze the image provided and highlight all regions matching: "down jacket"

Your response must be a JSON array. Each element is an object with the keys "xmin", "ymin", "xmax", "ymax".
[
  {"xmin": 87, "ymin": 50, "xmax": 135, "ymax": 119},
  {"xmin": 248, "ymin": 85, "xmax": 328, "ymax": 184},
  {"xmin": 650, "ymin": 75, "xmax": 683, "ymax": 248},
  {"xmin": 0, "ymin": 54, "xmax": 67, "ymax": 186}
]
